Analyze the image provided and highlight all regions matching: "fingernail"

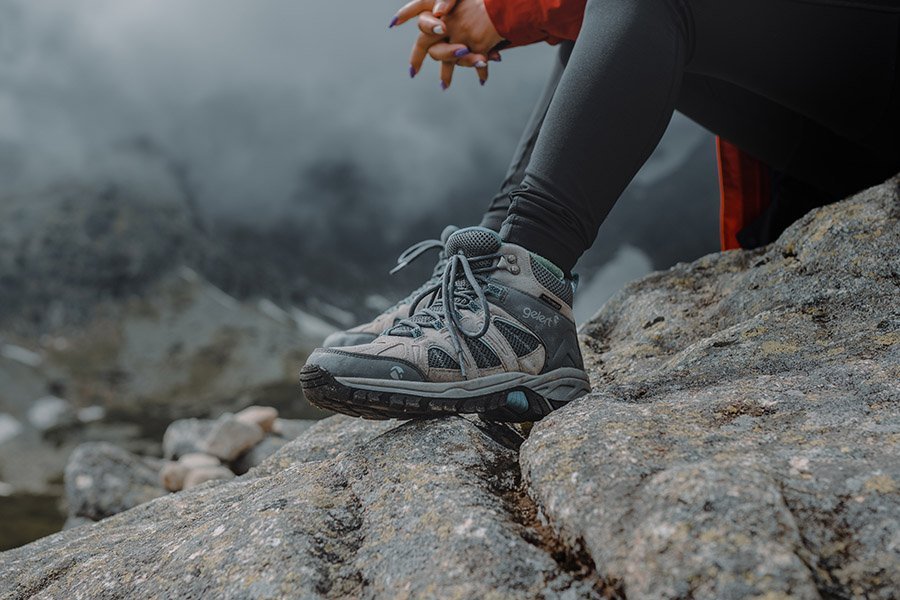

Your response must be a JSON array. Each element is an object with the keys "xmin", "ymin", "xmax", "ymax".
[
  {"xmin": 453, "ymin": 48, "xmax": 470, "ymax": 58},
  {"xmin": 474, "ymin": 60, "xmax": 487, "ymax": 68},
  {"xmin": 489, "ymin": 53, "xmax": 502, "ymax": 62},
  {"xmin": 409, "ymin": 65, "xmax": 417, "ymax": 78},
  {"xmin": 480, "ymin": 79, "xmax": 486, "ymax": 86},
  {"xmin": 389, "ymin": 15, "xmax": 399, "ymax": 28},
  {"xmin": 440, "ymin": 81, "xmax": 448, "ymax": 90},
  {"xmin": 434, "ymin": 2, "xmax": 447, "ymax": 15},
  {"xmin": 432, "ymin": 25, "xmax": 445, "ymax": 35}
]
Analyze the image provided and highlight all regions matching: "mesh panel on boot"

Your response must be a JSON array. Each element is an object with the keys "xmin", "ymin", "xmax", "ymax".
[
  {"xmin": 428, "ymin": 347, "xmax": 460, "ymax": 370},
  {"xmin": 530, "ymin": 256, "xmax": 573, "ymax": 306},
  {"xmin": 446, "ymin": 228, "xmax": 502, "ymax": 259},
  {"xmin": 464, "ymin": 337, "xmax": 501, "ymax": 369},
  {"xmin": 494, "ymin": 319, "xmax": 542, "ymax": 357}
]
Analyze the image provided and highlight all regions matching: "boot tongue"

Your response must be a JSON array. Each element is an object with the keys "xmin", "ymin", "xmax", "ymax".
[
  {"xmin": 445, "ymin": 227, "xmax": 502, "ymax": 259},
  {"xmin": 440, "ymin": 225, "xmax": 459, "ymax": 244}
]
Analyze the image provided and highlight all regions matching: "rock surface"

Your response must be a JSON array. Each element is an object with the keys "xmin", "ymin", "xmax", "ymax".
[
  {"xmin": 0, "ymin": 178, "xmax": 898, "ymax": 598},
  {"xmin": 524, "ymin": 179, "xmax": 900, "ymax": 598}
]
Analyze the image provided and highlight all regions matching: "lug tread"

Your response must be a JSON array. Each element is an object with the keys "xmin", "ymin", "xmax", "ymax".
[{"xmin": 299, "ymin": 364, "xmax": 562, "ymax": 423}]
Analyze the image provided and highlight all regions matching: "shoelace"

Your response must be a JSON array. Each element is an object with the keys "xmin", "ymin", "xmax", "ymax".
[
  {"xmin": 389, "ymin": 238, "xmax": 446, "ymax": 275},
  {"xmin": 389, "ymin": 251, "xmax": 504, "ymax": 378},
  {"xmin": 381, "ymin": 237, "xmax": 450, "ymax": 316}
]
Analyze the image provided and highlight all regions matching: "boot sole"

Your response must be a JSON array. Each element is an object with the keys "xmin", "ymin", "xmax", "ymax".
[{"xmin": 299, "ymin": 364, "xmax": 590, "ymax": 422}]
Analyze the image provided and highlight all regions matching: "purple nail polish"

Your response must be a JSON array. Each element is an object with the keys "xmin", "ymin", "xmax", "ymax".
[
  {"xmin": 389, "ymin": 15, "xmax": 399, "ymax": 28},
  {"xmin": 409, "ymin": 65, "xmax": 416, "ymax": 78},
  {"xmin": 480, "ymin": 79, "xmax": 486, "ymax": 86},
  {"xmin": 440, "ymin": 81, "xmax": 448, "ymax": 90},
  {"xmin": 453, "ymin": 48, "xmax": 470, "ymax": 58}
]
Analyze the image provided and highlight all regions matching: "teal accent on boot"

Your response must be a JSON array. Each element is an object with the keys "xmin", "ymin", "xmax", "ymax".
[
  {"xmin": 529, "ymin": 252, "xmax": 564, "ymax": 279},
  {"xmin": 506, "ymin": 390, "xmax": 529, "ymax": 413}
]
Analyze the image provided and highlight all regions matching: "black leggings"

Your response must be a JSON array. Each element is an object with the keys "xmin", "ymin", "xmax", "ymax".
[{"xmin": 481, "ymin": 0, "xmax": 900, "ymax": 272}]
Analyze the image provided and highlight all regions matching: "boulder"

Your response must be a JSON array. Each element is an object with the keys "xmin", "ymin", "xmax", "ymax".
[
  {"xmin": 162, "ymin": 418, "xmax": 215, "ymax": 460},
  {"xmin": 0, "ymin": 417, "xmax": 602, "ymax": 598},
  {"xmin": 198, "ymin": 416, "xmax": 265, "ymax": 462},
  {"xmin": 182, "ymin": 466, "xmax": 235, "ymax": 490},
  {"xmin": 1, "ymin": 177, "xmax": 897, "ymax": 599},
  {"xmin": 64, "ymin": 443, "xmax": 166, "ymax": 522},
  {"xmin": 235, "ymin": 406, "xmax": 279, "ymax": 433},
  {"xmin": 521, "ymin": 179, "xmax": 900, "ymax": 599}
]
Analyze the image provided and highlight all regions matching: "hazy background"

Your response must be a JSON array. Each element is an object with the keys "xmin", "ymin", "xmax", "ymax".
[
  {"xmin": 0, "ymin": 0, "xmax": 719, "ymax": 325},
  {"xmin": 0, "ymin": 0, "xmax": 721, "ymax": 549}
]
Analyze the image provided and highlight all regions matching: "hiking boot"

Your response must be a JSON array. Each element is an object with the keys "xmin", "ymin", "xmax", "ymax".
[
  {"xmin": 322, "ymin": 226, "xmax": 458, "ymax": 348},
  {"xmin": 300, "ymin": 226, "xmax": 590, "ymax": 422}
]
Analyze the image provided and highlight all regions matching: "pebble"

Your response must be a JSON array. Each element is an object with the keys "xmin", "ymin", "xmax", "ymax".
[
  {"xmin": 27, "ymin": 396, "xmax": 76, "ymax": 432},
  {"xmin": 178, "ymin": 453, "xmax": 220, "ymax": 469},
  {"xmin": 0, "ymin": 414, "xmax": 23, "ymax": 445},
  {"xmin": 160, "ymin": 462, "xmax": 189, "ymax": 492},
  {"xmin": 183, "ymin": 466, "xmax": 235, "ymax": 490},
  {"xmin": 199, "ymin": 416, "xmax": 265, "ymax": 462},
  {"xmin": 235, "ymin": 406, "xmax": 278, "ymax": 433}
]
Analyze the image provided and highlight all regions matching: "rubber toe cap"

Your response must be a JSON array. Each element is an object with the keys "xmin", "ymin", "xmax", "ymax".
[{"xmin": 304, "ymin": 348, "xmax": 426, "ymax": 382}]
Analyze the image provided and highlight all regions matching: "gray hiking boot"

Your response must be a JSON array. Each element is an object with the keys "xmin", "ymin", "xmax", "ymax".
[
  {"xmin": 300, "ymin": 226, "xmax": 590, "ymax": 422},
  {"xmin": 322, "ymin": 226, "xmax": 458, "ymax": 348}
]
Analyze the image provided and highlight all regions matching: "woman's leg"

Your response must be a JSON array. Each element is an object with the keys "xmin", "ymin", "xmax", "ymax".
[
  {"xmin": 500, "ymin": 0, "xmax": 692, "ymax": 273},
  {"xmin": 479, "ymin": 42, "xmax": 575, "ymax": 231},
  {"xmin": 500, "ymin": 0, "xmax": 900, "ymax": 273},
  {"xmin": 677, "ymin": 74, "xmax": 900, "ymax": 201}
]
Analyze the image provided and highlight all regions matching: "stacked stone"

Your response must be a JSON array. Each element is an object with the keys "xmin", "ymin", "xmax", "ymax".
[{"xmin": 159, "ymin": 406, "xmax": 302, "ymax": 492}]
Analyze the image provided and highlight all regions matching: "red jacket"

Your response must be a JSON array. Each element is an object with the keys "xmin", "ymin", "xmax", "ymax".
[{"xmin": 484, "ymin": 0, "xmax": 771, "ymax": 251}]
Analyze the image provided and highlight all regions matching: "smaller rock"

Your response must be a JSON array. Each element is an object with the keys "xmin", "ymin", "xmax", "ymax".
[
  {"xmin": 271, "ymin": 418, "xmax": 316, "ymax": 440},
  {"xmin": 235, "ymin": 406, "xmax": 278, "ymax": 433},
  {"xmin": 162, "ymin": 418, "xmax": 215, "ymax": 459},
  {"xmin": 178, "ymin": 453, "xmax": 220, "ymax": 469},
  {"xmin": 232, "ymin": 436, "xmax": 287, "ymax": 475},
  {"xmin": 183, "ymin": 466, "xmax": 235, "ymax": 490},
  {"xmin": 0, "ymin": 414, "xmax": 23, "ymax": 445},
  {"xmin": 63, "ymin": 516, "xmax": 94, "ymax": 530},
  {"xmin": 159, "ymin": 462, "xmax": 188, "ymax": 492},
  {"xmin": 76, "ymin": 406, "xmax": 106, "ymax": 423},
  {"xmin": 199, "ymin": 416, "xmax": 265, "ymax": 462},
  {"xmin": 65, "ymin": 443, "xmax": 166, "ymax": 521},
  {"xmin": 27, "ymin": 396, "xmax": 76, "ymax": 432}
]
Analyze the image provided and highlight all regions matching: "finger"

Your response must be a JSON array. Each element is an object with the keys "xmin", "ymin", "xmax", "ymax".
[
  {"xmin": 488, "ymin": 50, "xmax": 502, "ymax": 62},
  {"xmin": 427, "ymin": 42, "xmax": 470, "ymax": 62},
  {"xmin": 410, "ymin": 31, "xmax": 442, "ymax": 76},
  {"xmin": 432, "ymin": 0, "xmax": 457, "ymax": 18},
  {"xmin": 392, "ymin": 0, "xmax": 434, "ymax": 27},
  {"xmin": 457, "ymin": 54, "xmax": 489, "ymax": 85},
  {"xmin": 440, "ymin": 61, "xmax": 455, "ymax": 90},
  {"xmin": 417, "ymin": 13, "xmax": 447, "ymax": 37}
]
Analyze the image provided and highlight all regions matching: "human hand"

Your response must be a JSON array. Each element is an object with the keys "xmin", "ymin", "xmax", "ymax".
[{"xmin": 390, "ymin": 0, "xmax": 504, "ymax": 89}]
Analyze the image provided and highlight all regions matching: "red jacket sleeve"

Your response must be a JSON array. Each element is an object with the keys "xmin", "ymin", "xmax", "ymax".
[{"xmin": 483, "ymin": 0, "xmax": 586, "ymax": 47}]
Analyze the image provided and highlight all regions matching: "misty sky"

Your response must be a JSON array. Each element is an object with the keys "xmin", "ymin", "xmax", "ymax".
[
  {"xmin": 0, "ymin": 0, "xmax": 718, "ymax": 318},
  {"xmin": 0, "ymin": 0, "xmax": 558, "ymax": 228}
]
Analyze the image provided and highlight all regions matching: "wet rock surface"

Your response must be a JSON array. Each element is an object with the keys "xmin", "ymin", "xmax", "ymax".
[{"xmin": 0, "ymin": 178, "xmax": 897, "ymax": 598}]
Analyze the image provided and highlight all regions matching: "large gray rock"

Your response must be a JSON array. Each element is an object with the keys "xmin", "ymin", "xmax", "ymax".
[
  {"xmin": 1, "ymin": 178, "xmax": 897, "ymax": 598},
  {"xmin": 0, "ymin": 417, "xmax": 602, "ymax": 599},
  {"xmin": 522, "ymin": 179, "xmax": 900, "ymax": 598}
]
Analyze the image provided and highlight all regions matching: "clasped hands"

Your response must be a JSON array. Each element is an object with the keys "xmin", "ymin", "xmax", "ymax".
[{"xmin": 390, "ymin": 0, "xmax": 505, "ymax": 88}]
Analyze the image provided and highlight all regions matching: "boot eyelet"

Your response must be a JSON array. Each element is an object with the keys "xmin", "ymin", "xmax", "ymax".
[
  {"xmin": 507, "ymin": 254, "xmax": 517, "ymax": 263},
  {"xmin": 509, "ymin": 265, "xmax": 520, "ymax": 275}
]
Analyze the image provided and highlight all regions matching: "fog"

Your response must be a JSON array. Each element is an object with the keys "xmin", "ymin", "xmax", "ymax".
[{"xmin": 0, "ymin": 0, "xmax": 720, "ymax": 319}]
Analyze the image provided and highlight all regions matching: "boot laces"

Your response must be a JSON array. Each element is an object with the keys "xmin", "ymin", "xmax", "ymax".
[{"xmin": 388, "ymin": 250, "xmax": 503, "ymax": 378}]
